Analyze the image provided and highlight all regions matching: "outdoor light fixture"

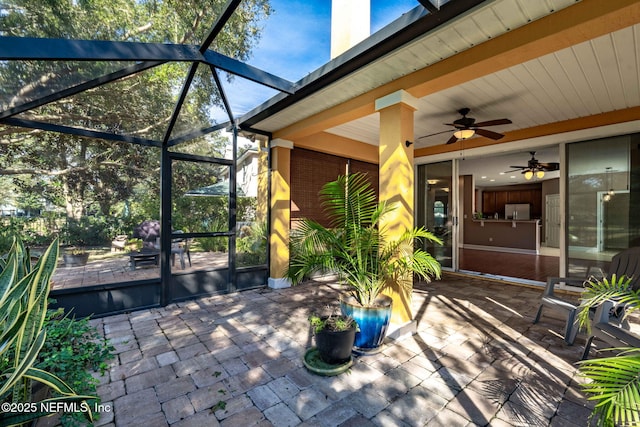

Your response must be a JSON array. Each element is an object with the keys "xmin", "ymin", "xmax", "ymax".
[
  {"xmin": 603, "ymin": 167, "xmax": 615, "ymax": 202},
  {"xmin": 453, "ymin": 129, "xmax": 475, "ymax": 140}
]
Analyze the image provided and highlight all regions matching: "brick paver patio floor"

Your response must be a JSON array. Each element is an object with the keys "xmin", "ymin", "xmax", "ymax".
[{"xmin": 88, "ymin": 273, "xmax": 597, "ymax": 426}]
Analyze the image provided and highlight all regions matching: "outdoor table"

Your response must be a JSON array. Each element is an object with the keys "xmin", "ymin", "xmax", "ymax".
[{"xmin": 127, "ymin": 249, "xmax": 160, "ymax": 270}]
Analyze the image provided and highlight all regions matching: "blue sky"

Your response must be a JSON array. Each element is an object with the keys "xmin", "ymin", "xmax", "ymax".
[
  {"xmin": 218, "ymin": 0, "xmax": 420, "ymax": 121},
  {"xmin": 248, "ymin": 0, "xmax": 419, "ymax": 80}
]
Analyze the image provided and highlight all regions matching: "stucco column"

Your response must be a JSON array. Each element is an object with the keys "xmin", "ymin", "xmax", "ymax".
[
  {"xmin": 268, "ymin": 138, "xmax": 293, "ymax": 289},
  {"xmin": 375, "ymin": 90, "xmax": 418, "ymax": 326}
]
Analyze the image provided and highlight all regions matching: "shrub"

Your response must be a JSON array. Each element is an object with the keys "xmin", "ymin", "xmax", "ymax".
[
  {"xmin": 198, "ymin": 236, "xmax": 228, "ymax": 253},
  {"xmin": 61, "ymin": 217, "xmax": 110, "ymax": 247},
  {"xmin": 36, "ymin": 307, "xmax": 115, "ymax": 426},
  {"xmin": 236, "ymin": 222, "xmax": 267, "ymax": 266},
  {"xmin": 0, "ymin": 238, "xmax": 96, "ymax": 427}
]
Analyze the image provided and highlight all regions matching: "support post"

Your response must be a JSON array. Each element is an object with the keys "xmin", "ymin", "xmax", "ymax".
[
  {"xmin": 375, "ymin": 90, "xmax": 418, "ymax": 326},
  {"xmin": 268, "ymin": 139, "xmax": 293, "ymax": 289}
]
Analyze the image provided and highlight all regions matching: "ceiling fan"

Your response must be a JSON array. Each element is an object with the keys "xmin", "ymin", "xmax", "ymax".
[
  {"xmin": 418, "ymin": 107, "xmax": 512, "ymax": 145},
  {"xmin": 506, "ymin": 151, "xmax": 560, "ymax": 180}
]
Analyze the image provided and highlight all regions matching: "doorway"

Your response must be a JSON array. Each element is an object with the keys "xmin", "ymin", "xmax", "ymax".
[
  {"xmin": 545, "ymin": 193, "xmax": 561, "ymax": 248},
  {"xmin": 452, "ymin": 147, "xmax": 560, "ymax": 283},
  {"xmin": 417, "ymin": 161, "xmax": 458, "ymax": 270}
]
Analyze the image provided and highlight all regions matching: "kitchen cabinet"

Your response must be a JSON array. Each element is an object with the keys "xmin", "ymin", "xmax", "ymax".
[{"xmin": 481, "ymin": 187, "xmax": 542, "ymax": 218}]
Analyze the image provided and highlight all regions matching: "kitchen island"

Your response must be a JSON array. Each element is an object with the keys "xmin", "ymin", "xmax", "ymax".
[{"xmin": 464, "ymin": 218, "xmax": 541, "ymax": 254}]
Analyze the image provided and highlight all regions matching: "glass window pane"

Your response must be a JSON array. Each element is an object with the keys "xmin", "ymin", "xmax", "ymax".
[
  {"xmin": 0, "ymin": 61, "xmax": 137, "ymax": 112},
  {"xmin": 172, "ymin": 161, "xmax": 229, "ymax": 234},
  {"xmin": 188, "ymin": 235, "xmax": 229, "ymax": 271},
  {"xmin": 0, "ymin": 133, "xmax": 162, "ymax": 289},
  {"xmin": 169, "ymin": 130, "xmax": 230, "ymax": 159},
  {"xmin": 169, "ymin": 63, "xmax": 228, "ymax": 141},
  {"xmin": 417, "ymin": 161, "xmax": 453, "ymax": 268},
  {"xmin": 215, "ymin": 70, "xmax": 279, "ymax": 122},
  {"xmin": 171, "ymin": 159, "xmax": 231, "ymax": 272},
  {"xmin": 567, "ymin": 135, "xmax": 631, "ymax": 277},
  {"xmin": 236, "ymin": 135, "xmax": 268, "ymax": 267},
  {"xmin": 13, "ymin": 62, "xmax": 191, "ymax": 141},
  {"xmin": 2, "ymin": 1, "xmax": 227, "ymax": 44}
]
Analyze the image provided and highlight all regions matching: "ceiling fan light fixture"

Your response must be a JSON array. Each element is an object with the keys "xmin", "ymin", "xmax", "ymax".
[
  {"xmin": 453, "ymin": 129, "xmax": 475, "ymax": 140},
  {"xmin": 524, "ymin": 170, "xmax": 534, "ymax": 180},
  {"xmin": 536, "ymin": 170, "xmax": 545, "ymax": 179}
]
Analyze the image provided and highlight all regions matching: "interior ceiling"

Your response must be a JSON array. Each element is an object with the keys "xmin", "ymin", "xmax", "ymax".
[
  {"xmin": 248, "ymin": 0, "xmax": 639, "ymax": 187},
  {"xmin": 458, "ymin": 147, "xmax": 560, "ymax": 187}
]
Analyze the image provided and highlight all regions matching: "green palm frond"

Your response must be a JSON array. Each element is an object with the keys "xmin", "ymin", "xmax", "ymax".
[
  {"xmin": 578, "ymin": 351, "xmax": 640, "ymax": 427},
  {"xmin": 286, "ymin": 172, "xmax": 442, "ymax": 307},
  {"xmin": 576, "ymin": 274, "xmax": 640, "ymax": 427},
  {"xmin": 577, "ymin": 274, "xmax": 640, "ymax": 334},
  {"xmin": 320, "ymin": 173, "xmax": 384, "ymax": 230}
]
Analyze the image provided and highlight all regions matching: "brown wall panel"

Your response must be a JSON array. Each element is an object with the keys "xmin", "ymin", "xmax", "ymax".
[{"xmin": 290, "ymin": 148, "xmax": 378, "ymax": 227}]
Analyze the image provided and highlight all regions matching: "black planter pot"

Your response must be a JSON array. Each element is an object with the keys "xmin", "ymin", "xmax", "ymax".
[{"xmin": 315, "ymin": 321, "xmax": 357, "ymax": 364}]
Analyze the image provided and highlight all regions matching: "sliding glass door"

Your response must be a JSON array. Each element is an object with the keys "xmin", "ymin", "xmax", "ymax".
[
  {"xmin": 417, "ymin": 161, "xmax": 457, "ymax": 270},
  {"xmin": 566, "ymin": 134, "xmax": 640, "ymax": 277}
]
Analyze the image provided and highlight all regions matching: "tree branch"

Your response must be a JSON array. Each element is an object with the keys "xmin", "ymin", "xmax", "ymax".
[
  {"xmin": 123, "ymin": 22, "xmax": 153, "ymax": 41},
  {"xmin": 9, "ymin": 72, "xmax": 58, "ymax": 109}
]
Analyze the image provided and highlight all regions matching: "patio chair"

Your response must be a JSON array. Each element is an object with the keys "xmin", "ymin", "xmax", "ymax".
[
  {"xmin": 533, "ymin": 246, "xmax": 640, "ymax": 345},
  {"xmin": 171, "ymin": 231, "xmax": 192, "ymax": 269},
  {"xmin": 581, "ymin": 299, "xmax": 640, "ymax": 360}
]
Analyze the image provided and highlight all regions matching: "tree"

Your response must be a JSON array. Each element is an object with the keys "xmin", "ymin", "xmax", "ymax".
[{"xmin": 0, "ymin": 0, "xmax": 272, "ymax": 221}]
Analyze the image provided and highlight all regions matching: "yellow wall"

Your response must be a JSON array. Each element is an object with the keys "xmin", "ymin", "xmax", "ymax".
[
  {"xmin": 331, "ymin": 0, "xmax": 370, "ymax": 59},
  {"xmin": 296, "ymin": 132, "xmax": 378, "ymax": 164}
]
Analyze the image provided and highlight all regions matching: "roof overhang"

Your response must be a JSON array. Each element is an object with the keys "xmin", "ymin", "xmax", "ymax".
[{"xmin": 238, "ymin": 0, "xmax": 640, "ymax": 165}]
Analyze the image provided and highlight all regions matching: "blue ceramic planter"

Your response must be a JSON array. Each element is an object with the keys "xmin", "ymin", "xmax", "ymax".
[{"xmin": 340, "ymin": 295, "xmax": 392, "ymax": 351}]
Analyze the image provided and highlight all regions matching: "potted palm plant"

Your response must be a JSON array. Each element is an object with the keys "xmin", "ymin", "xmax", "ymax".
[
  {"xmin": 576, "ymin": 274, "xmax": 640, "ymax": 427},
  {"xmin": 286, "ymin": 172, "xmax": 442, "ymax": 351}
]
